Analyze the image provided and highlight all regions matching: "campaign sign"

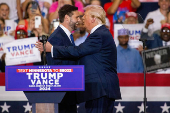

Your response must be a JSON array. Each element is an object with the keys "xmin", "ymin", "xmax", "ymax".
[
  {"xmin": 114, "ymin": 24, "xmax": 143, "ymax": 48},
  {"xmin": 5, "ymin": 65, "xmax": 84, "ymax": 91},
  {"xmin": 143, "ymin": 46, "xmax": 170, "ymax": 72},
  {"xmin": 4, "ymin": 20, "xmax": 17, "ymax": 37},
  {"xmin": 3, "ymin": 37, "xmax": 41, "ymax": 66},
  {"xmin": 0, "ymin": 37, "xmax": 14, "ymax": 57}
]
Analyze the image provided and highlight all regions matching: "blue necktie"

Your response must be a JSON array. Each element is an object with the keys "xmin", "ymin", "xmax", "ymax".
[{"xmin": 70, "ymin": 34, "xmax": 75, "ymax": 46}]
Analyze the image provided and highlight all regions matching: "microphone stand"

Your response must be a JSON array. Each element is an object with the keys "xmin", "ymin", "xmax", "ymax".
[
  {"xmin": 42, "ymin": 35, "xmax": 47, "ymax": 65},
  {"xmin": 139, "ymin": 38, "xmax": 147, "ymax": 113}
]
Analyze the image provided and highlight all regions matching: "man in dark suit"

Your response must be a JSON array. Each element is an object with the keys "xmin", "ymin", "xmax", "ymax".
[
  {"xmin": 46, "ymin": 5, "xmax": 80, "ymax": 113},
  {"xmin": 36, "ymin": 5, "xmax": 121, "ymax": 113}
]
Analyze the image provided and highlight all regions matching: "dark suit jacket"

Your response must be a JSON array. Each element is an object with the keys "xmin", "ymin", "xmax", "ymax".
[
  {"xmin": 47, "ymin": 26, "xmax": 77, "ymax": 65},
  {"xmin": 53, "ymin": 25, "xmax": 121, "ymax": 103},
  {"xmin": 141, "ymin": 32, "xmax": 163, "ymax": 49},
  {"xmin": 46, "ymin": 26, "xmax": 77, "ymax": 105}
]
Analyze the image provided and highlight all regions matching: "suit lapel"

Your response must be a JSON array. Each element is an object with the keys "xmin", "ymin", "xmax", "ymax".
[{"xmin": 58, "ymin": 26, "xmax": 73, "ymax": 46}]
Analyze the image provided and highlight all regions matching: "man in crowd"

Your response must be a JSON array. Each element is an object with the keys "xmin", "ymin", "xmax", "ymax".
[
  {"xmin": 141, "ymin": 23, "xmax": 170, "ymax": 73},
  {"xmin": 36, "ymin": 5, "xmax": 121, "ymax": 113},
  {"xmin": 142, "ymin": 23, "xmax": 170, "ymax": 49},
  {"xmin": 117, "ymin": 28, "xmax": 143, "ymax": 73},
  {"xmin": 143, "ymin": 0, "xmax": 170, "ymax": 36}
]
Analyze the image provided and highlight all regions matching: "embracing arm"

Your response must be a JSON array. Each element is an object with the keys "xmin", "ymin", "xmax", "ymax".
[{"xmin": 53, "ymin": 34, "xmax": 102, "ymax": 59}]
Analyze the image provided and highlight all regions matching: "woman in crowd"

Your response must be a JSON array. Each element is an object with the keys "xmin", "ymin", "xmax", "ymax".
[{"xmin": 18, "ymin": 1, "xmax": 49, "ymax": 34}]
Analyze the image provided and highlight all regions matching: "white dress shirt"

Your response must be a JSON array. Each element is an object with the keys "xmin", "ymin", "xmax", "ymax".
[
  {"xmin": 143, "ymin": 9, "xmax": 165, "ymax": 36},
  {"xmin": 51, "ymin": 24, "xmax": 73, "ymax": 57}
]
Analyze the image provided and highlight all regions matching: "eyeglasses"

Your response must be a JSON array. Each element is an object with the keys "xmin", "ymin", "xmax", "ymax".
[
  {"xmin": 17, "ymin": 31, "xmax": 26, "ymax": 35},
  {"xmin": 162, "ymin": 29, "xmax": 170, "ymax": 33}
]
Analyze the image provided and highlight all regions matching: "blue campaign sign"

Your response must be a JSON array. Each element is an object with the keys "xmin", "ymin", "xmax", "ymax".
[{"xmin": 5, "ymin": 65, "xmax": 84, "ymax": 91}]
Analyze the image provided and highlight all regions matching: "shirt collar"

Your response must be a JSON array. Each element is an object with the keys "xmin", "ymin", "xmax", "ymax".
[
  {"xmin": 90, "ymin": 24, "xmax": 103, "ymax": 34},
  {"xmin": 117, "ymin": 45, "xmax": 131, "ymax": 51},
  {"xmin": 59, "ymin": 24, "xmax": 72, "ymax": 40}
]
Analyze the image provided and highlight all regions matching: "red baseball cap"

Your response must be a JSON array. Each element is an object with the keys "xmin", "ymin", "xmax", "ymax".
[
  {"xmin": 161, "ymin": 23, "xmax": 170, "ymax": 30},
  {"xmin": 125, "ymin": 12, "xmax": 138, "ymax": 19},
  {"xmin": 15, "ymin": 25, "xmax": 28, "ymax": 39}
]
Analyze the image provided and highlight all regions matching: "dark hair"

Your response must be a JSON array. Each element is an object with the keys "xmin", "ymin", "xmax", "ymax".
[
  {"xmin": 0, "ymin": 3, "xmax": 10, "ymax": 11},
  {"xmin": 24, "ymin": 1, "xmax": 41, "ymax": 19},
  {"xmin": 58, "ymin": 4, "xmax": 78, "ymax": 23},
  {"xmin": 0, "ymin": 17, "xmax": 5, "ymax": 24},
  {"xmin": 71, "ymin": 0, "xmax": 75, "ymax": 6}
]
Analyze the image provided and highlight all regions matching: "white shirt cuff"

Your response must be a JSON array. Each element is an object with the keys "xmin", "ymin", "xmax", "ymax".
[
  {"xmin": 143, "ymin": 27, "xmax": 148, "ymax": 33},
  {"xmin": 51, "ymin": 46, "xmax": 53, "ymax": 57}
]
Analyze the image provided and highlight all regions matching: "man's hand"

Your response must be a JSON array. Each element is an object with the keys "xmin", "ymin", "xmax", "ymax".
[
  {"xmin": 145, "ymin": 18, "xmax": 154, "ymax": 29},
  {"xmin": 35, "ymin": 41, "xmax": 52, "ymax": 52},
  {"xmin": 45, "ymin": 41, "xmax": 52, "ymax": 52}
]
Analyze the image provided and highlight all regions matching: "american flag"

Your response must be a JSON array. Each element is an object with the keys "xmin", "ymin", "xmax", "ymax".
[{"xmin": 0, "ymin": 73, "xmax": 170, "ymax": 113}]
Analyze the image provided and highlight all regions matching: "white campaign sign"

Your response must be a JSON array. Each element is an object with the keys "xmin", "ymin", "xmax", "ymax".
[
  {"xmin": 114, "ymin": 24, "xmax": 144, "ymax": 48},
  {"xmin": 0, "ymin": 37, "xmax": 14, "ymax": 58},
  {"xmin": 3, "ymin": 37, "xmax": 41, "ymax": 66},
  {"xmin": 4, "ymin": 20, "xmax": 17, "ymax": 37}
]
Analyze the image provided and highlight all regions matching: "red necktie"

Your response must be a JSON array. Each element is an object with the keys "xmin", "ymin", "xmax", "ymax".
[{"xmin": 87, "ymin": 33, "xmax": 90, "ymax": 37}]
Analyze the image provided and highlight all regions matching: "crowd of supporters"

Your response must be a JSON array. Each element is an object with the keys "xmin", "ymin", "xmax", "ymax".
[{"xmin": 0, "ymin": 0, "xmax": 170, "ymax": 73}]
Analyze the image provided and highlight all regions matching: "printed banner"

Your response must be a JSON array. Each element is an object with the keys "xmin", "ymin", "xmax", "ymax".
[
  {"xmin": 3, "ymin": 37, "xmax": 41, "ymax": 66},
  {"xmin": 0, "ymin": 37, "xmax": 14, "ymax": 58},
  {"xmin": 1, "ymin": 73, "xmax": 170, "ymax": 113},
  {"xmin": 143, "ymin": 46, "xmax": 170, "ymax": 72},
  {"xmin": 5, "ymin": 65, "xmax": 84, "ymax": 91},
  {"xmin": 114, "ymin": 24, "xmax": 143, "ymax": 48}
]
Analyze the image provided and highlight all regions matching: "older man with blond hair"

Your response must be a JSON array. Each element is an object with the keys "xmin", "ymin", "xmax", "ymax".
[{"xmin": 36, "ymin": 5, "xmax": 121, "ymax": 113}]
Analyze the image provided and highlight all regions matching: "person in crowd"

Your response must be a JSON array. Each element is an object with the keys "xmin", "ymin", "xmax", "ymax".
[
  {"xmin": 21, "ymin": 0, "xmax": 52, "ymax": 19},
  {"xmin": 0, "ymin": 17, "xmax": 7, "ymax": 38},
  {"xmin": 0, "ymin": 24, "xmax": 33, "ymax": 72},
  {"xmin": 124, "ymin": 12, "xmax": 138, "ymax": 24},
  {"xmin": 117, "ymin": 28, "xmax": 143, "ymax": 73},
  {"xmin": 0, "ymin": 0, "xmax": 22, "ymax": 23},
  {"xmin": 104, "ymin": 0, "xmax": 140, "ymax": 36},
  {"xmin": 0, "ymin": 17, "xmax": 12, "ymax": 38},
  {"xmin": 18, "ymin": 1, "xmax": 49, "ymax": 34},
  {"xmin": 141, "ymin": 23, "xmax": 170, "ymax": 73},
  {"xmin": 74, "ymin": 15, "xmax": 88, "ymax": 46},
  {"xmin": 143, "ymin": 0, "xmax": 170, "ymax": 36},
  {"xmin": 142, "ymin": 23, "xmax": 170, "ymax": 49},
  {"xmin": 36, "ymin": 5, "xmax": 121, "ymax": 112},
  {"xmin": 14, "ymin": 25, "xmax": 28, "ymax": 39},
  {"xmin": 49, "ymin": 0, "xmax": 84, "ymax": 23},
  {"xmin": 90, "ymin": 0, "xmax": 110, "ymax": 29},
  {"xmin": 0, "ymin": 3, "xmax": 17, "ymax": 38},
  {"xmin": 0, "ymin": 3, "xmax": 10, "ymax": 20}
]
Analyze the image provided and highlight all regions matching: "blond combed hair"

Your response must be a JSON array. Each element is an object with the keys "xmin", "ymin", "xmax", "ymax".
[{"xmin": 84, "ymin": 5, "xmax": 106, "ymax": 25}]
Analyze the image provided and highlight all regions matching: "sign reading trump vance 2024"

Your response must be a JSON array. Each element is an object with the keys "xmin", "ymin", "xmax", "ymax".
[{"xmin": 5, "ymin": 66, "xmax": 84, "ymax": 91}]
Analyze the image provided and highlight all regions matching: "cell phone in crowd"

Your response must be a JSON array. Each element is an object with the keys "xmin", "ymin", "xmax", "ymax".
[
  {"xmin": 35, "ymin": 16, "xmax": 41, "ymax": 28},
  {"xmin": 31, "ymin": 2, "xmax": 38, "ymax": 13},
  {"xmin": 53, "ymin": 20, "xmax": 60, "ymax": 30}
]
